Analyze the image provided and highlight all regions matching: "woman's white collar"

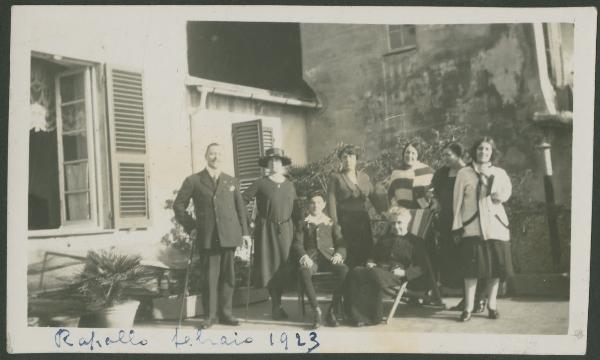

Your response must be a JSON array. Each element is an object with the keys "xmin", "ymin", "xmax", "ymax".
[{"xmin": 304, "ymin": 213, "xmax": 333, "ymax": 225}]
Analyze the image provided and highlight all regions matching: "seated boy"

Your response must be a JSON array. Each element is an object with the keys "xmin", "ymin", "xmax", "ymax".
[{"xmin": 291, "ymin": 190, "xmax": 349, "ymax": 328}]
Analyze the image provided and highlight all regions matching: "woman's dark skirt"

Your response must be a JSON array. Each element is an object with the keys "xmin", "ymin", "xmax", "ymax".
[
  {"xmin": 343, "ymin": 266, "xmax": 402, "ymax": 326},
  {"xmin": 338, "ymin": 210, "xmax": 374, "ymax": 268},
  {"xmin": 459, "ymin": 237, "xmax": 514, "ymax": 280},
  {"xmin": 438, "ymin": 229, "xmax": 463, "ymax": 288}
]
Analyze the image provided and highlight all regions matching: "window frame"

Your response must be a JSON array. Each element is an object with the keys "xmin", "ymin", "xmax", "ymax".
[
  {"xmin": 54, "ymin": 67, "xmax": 98, "ymax": 227},
  {"xmin": 385, "ymin": 24, "xmax": 417, "ymax": 55},
  {"xmin": 27, "ymin": 53, "xmax": 152, "ymax": 237},
  {"xmin": 28, "ymin": 53, "xmax": 109, "ymax": 237}
]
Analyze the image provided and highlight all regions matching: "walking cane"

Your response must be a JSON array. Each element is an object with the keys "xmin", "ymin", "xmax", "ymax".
[
  {"xmin": 178, "ymin": 230, "xmax": 196, "ymax": 329},
  {"xmin": 244, "ymin": 201, "xmax": 257, "ymax": 322}
]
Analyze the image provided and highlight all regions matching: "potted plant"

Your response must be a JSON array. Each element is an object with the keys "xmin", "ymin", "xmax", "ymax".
[{"xmin": 76, "ymin": 249, "xmax": 154, "ymax": 328}]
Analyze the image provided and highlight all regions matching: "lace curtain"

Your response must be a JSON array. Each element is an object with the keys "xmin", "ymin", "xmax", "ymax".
[{"xmin": 30, "ymin": 58, "xmax": 56, "ymax": 132}]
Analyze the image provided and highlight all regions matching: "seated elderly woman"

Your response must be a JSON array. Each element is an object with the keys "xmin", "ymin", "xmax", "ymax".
[{"xmin": 343, "ymin": 206, "xmax": 428, "ymax": 326}]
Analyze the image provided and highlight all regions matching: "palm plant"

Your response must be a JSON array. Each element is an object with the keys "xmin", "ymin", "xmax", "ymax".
[{"xmin": 76, "ymin": 249, "xmax": 154, "ymax": 311}]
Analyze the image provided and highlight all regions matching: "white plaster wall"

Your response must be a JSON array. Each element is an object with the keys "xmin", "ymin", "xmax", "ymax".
[
  {"xmin": 10, "ymin": 7, "xmax": 193, "ymax": 266},
  {"xmin": 281, "ymin": 110, "xmax": 308, "ymax": 166},
  {"xmin": 190, "ymin": 109, "xmax": 283, "ymax": 174}
]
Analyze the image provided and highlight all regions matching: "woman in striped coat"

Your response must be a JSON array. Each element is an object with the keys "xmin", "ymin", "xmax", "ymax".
[
  {"xmin": 385, "ymin": 141, "xmax": 440, "ymax": 306},
  {"xmin": 387, "ymin": 142, "xmax": 435, "ymax": 210}
]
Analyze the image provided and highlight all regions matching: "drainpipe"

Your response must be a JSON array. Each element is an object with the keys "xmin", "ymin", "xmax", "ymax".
[
  {"xmin": 187, "ymin": 89, "xmax": 208, "ymax": 174},
  {"xmin": 535, "ymin": 141, "xmax": 561, "ymax": 270},
  {"xmin": 533, "ymin": 23, "xmax": 562, "ymax": 271}
]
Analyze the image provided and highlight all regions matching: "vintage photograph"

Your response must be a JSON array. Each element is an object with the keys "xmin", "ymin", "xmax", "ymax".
[{"xmin": 7, "ymin": 5, "xmax": 595, "ymax": 354}]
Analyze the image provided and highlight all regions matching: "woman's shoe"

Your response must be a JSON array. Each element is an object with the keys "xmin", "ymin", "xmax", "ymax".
[
  {"xmin": 459, "ymin": 311, "xmax": 472, "ymax": 322},
  {"xmin": 474, "ymin": 299, "xmax": 487, "ymax": 314},
  {"xmin": 488, "ymin": 308, "xmax": 500, "ymax": 320}
]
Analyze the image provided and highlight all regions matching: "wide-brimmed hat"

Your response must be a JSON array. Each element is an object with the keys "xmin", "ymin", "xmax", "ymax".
[{"xmin": 258, "ymin": 147, "xmax": 292, "ymax": 167}]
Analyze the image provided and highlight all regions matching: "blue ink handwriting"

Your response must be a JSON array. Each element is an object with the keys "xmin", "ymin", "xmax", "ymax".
[
  {"xmin": 54, "ymin": 328, "xmax": 148, "ymax": 351},
  {"xmin": 269, "ymin": 331, "xmax": 320, "ymax": 353},
  {"xmin": 171, "ymin": 328, "xmax": 253, "ymax": 348}
]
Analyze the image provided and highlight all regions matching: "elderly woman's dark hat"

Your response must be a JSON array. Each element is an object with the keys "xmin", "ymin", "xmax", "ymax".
[
  {"xmin": 337, "ymin": 144, "xmax": 362, "ymax": 159},
  {"xmin": 258, "ymin": 147, "xmax": 292, "ymax": 167}
]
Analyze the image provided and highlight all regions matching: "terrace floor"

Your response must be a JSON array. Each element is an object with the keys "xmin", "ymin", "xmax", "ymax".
[{"xmin": 135, "ymin": 295, "xmax": 569, "ymax": 335}]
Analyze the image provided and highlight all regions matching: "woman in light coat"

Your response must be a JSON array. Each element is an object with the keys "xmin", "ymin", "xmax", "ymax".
[{"xmin": 452, "ymin": 136, "xmax": 513, "ymax": 322}]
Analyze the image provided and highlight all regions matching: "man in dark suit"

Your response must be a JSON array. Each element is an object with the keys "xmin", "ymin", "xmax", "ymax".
[{"xmin": 174, "ymin": 143, "xmax": 250, "ymax": 329}]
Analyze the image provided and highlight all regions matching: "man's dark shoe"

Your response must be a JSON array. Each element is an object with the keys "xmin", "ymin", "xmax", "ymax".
[
  {"xmin": 325, "ymin": 306, "xmax": 339, "ymax": 327},
  {"xmin": 272, "ymin": 306, "xmax": 289, "ymax": 320},
  {"xmin": 200, "ymin": 318, "xmax": 216, "ymax": 329},
  {"xmin": 312, "ymin": 307, "xmax": 322, "ymax": 329},
  {"xmin": 219, "ymin": 316, "xmax": 240, "ymax": 326}
]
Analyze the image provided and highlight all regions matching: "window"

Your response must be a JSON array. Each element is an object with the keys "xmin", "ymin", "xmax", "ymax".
[
  {"xmin": 387, "ymin": 25, "xmax": 417, "ymax": 53},
  {"xmin": 56, "ymin": 69, "xmax": 97, "ymax": 224},
  {"xmin": 231, "ymin": 119, "xmax": 273, "ymax": 192},
  {"xmin": 28, "ymin": 54, "xmax": 150, "ymax": 233}
]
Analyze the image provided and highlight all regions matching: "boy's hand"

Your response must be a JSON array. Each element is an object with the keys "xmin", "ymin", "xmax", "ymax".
[
  {"xmin": 331, "ymin": 253, "xmax": 343, "ymax": 264},
  {"xmin": 299, "ymin": 255, "xmax": 313, "ymax": 269}
]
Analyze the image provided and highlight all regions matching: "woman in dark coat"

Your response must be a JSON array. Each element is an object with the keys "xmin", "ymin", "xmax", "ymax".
[
  {"xmin": 344, "ymin": 207, "xmax": 427, "ymax": 326},
  {"xmin": 432, "ymin": 142, "xmax": 486, "ymax": 312},
  {"xmin": 432, "ymin": 143, "xmax": 466, "ymax": 287},
  {"xmin": 243, "ymin": 148, "xmax": 300, "ymax": 320},
  {"xmin": 327, "ymin": 144, "xmax": 380, "ymax": 268}
]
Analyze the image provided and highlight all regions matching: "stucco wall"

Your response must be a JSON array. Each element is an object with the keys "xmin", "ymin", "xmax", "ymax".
[{"xmin": 11, "ymin": 8, "xmax": 193, "ymax": 284}]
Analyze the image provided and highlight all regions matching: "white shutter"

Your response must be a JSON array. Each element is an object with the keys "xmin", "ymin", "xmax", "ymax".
[
  {"xmin": 262, "ymin": 126, "xmax": 274, "ymax": 151},
  {"xmin": 106, "ymin": 66, "xmax": 150, "ymax": 228}
]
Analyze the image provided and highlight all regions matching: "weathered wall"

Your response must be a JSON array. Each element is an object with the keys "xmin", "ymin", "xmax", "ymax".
[
  {"xmin": 301, "ymin": 23, "xmax": 573, "ymax": 273},
  {"xmin": 301, "ymin": 24, "xmax": 389, "ymax": 160},
  {"xmin": 302, "ymin": 23, "xmax": 572, "ymax": 205}
]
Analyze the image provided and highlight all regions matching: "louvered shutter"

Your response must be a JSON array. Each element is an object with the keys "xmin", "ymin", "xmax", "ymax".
[
  {"xmin": 232, "ymin": 120, "xmax": 273, "ymax": 192},
  {"xmin": 105, "ymin": 66, "xmax": 150, "ymax": 228},
  {"xmin": 262, "ymin": 126, "xmax": 274, "ymax": 151}
]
